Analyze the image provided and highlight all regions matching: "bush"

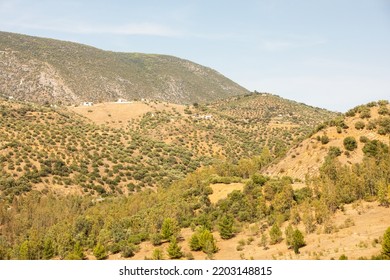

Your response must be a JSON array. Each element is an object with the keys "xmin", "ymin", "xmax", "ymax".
[
  {"xmin": 378, "ymin": 106, "xmax": 389, "ymax": 115},
  {"xmin": 167, "ymin": 237, "xmax": 183, "ymax": 259},
  {"xmin": 359, "ymin": 107, "xmax": 371, "ymax": 119},
  {"xmin": 320, "ymin": 135, "xmax": 329, "ymax": 145},
  {"xmin": 189, "ymin": 227, "xmax": 218, "ymax": 254},
  {"xmin": 328, "ymin": 146, "xmax": 342, "ymax": 158},
  {"xmin": 152, "ymin": 248, "xmax": 164, "ymax": 260},
  {"xmin": 339, "ymin": 254, "xmax": 348, "ymax": 260},
  {"xmin": 359, "ymin": 136, "xmax": 369, "ymax": 143},
  {"xmin": 343, "ymin": 137, "xmax": 357, "ymax": 151},
  {"xmin": 93, "ymin": 243, "xmax": 107, "ymax": 260},
  {"xmin": 269, "ymin": 224, "xmax": 282, "ymax": 245},
  {"xmin": 354, "ymin": 121, "xmax": 365, "ymax": 130},
  {"xmin": 161, "ymin": 218, "xmax": 179, "ymax": 240},
  {"xmin": 292, "ymin": 229, "xmax": 305, "ymax": 254},
  {"xmin": 363, "ymin": 140, "xmax": 388, "ymax": 157},
  {"xmin": 382, "ymin": 227, "xmax": 390, "ymax": 259},
  {"xmin": 218, "ymin": 215, "xmax": 234, "ymax": 240}
]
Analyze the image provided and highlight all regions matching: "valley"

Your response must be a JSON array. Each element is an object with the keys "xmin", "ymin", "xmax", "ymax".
[{"xmin": 0, "ymin": 31, "xmax": 389, "ymax": 261}]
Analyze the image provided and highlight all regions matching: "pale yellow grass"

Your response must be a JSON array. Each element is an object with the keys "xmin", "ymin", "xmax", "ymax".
[
  {"xmin": 69, "ymin": 101, "xmax": 185, "ymax": 128},
  {"xmin": 209, "ymin": 183, "xmax": 245, "ymax": 204}
]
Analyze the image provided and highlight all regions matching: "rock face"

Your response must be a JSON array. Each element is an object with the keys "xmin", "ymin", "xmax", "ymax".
[{"xmin": 0, "ymin": 31, "xmax": 249, "ymax": 105}]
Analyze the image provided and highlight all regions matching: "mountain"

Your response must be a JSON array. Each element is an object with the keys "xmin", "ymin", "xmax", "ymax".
[
  {"xmin": 266, "ymin": 100, "xmax": 390, "ymax": 181},
  {"xmin": 0, "ymin": 31, "xmax": 248, "ymax": 105}
]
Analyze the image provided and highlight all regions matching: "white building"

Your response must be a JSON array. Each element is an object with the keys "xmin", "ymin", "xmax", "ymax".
[
  {"xmin": 82, "ymin": 102, "xmax": 94, "ymax": 106},
  {"xmin": 116, "ymin": 98, "xmax": 131, "ymax": 104}
]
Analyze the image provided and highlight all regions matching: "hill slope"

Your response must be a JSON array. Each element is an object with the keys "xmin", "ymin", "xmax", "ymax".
[
  {"xmin": 71, "ymin": 93, "xmax": 338, "ymax": 162},
  {"xmin": 0, "ymin": 31, "xmax": 248, "ymax": 105},
  {"xmin": 0, "ymin": 93, "xmax": 336, "ymax": 198},
  {"xmin": 266, "ymin": 101, "xmax": 390, "ymax": 180}
]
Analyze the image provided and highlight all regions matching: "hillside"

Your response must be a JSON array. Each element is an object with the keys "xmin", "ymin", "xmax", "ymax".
[
  {"xmin": 0, "ymin": 94, "xmax": 336, "ymax": 199},
  {"xmin": 266, "ymin": 101, "xmax": 390, "ymax": 181},
  {"xmin": 0, "ymin": 31, "xmax": 248, "ymax": 105},
  {"xmin": 0, "ymin": 98, "xmax": 389, "ymax": 260},
  {"xmin": 70, "ymin": 93, "xmax": 338, "ymax": 162}
]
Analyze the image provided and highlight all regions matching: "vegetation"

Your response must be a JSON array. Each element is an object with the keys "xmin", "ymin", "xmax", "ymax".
[
  {"xmin": 0, "ymin": 31, "xmax": 248, "ymax": 105},
  {"xmin": 343, "ymin": 136, "xmax": 357, "ymax": 151},
  {"xmin": 382, "ymin": 227, "xmax": 390, "ymax": 259},
  {"xmin": 0, "ymin": 92, "xmax": 389, "ymax": 260}
]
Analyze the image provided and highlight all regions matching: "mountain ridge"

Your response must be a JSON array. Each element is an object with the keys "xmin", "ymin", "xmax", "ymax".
[{"xmin": 0, "ymin": 31, "xmax": 249, "ymax": 105}]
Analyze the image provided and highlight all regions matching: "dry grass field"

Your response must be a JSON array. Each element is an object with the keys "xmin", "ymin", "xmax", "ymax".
[{"xmin": 70, "ymin": 101, "xmax": 186, "ymax": 128}]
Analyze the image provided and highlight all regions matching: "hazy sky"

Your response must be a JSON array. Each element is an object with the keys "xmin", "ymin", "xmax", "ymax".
[{"xmin": 0, "ymin": 0, "xmax": 389, "ymax": 112}]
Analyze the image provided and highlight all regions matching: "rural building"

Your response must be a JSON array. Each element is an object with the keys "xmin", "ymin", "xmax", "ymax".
[
  {"xmin": 82, "ymin": 101, "xmax": 94, "ymax": 106},
  {"xmin": 116, "ymin": 98, "xmax": 131, "ymax": 103}
]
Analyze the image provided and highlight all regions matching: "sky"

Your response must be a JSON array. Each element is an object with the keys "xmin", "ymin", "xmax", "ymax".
[{"xmin": 0, "ymin": 0, "xmax": 389, "ymax": 112}]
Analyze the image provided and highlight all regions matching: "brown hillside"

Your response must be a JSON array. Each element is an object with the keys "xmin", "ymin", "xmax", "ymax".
[{"xmin": 265, "ymin": 102, "xmax": 390, "ymax": 181}]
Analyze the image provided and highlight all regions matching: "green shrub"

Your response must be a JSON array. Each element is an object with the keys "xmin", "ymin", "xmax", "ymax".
[
  {"xmin": 378, "ymin": 106, "xmax": 389, "ymax": 115},
  {"xmin": 328, "ymin": 146, "xmax": 342, "ymax": 158},
  {"xmin": 269, "ymin": 224, "xmax": 282, "ymax": 245},
  {"xmin": 382, "ymin": 227, "xmax": 390, "ymax": 259},
  {"xmin": 320, "ymin": 135, "xmax": 329, "ymax": 145},
  {"xmin": 167, "ymin": 237, "xmax": 183, "ymax": 259},
  {"xmin": 354, "ymin": 121, "xmax": 365, "ymax": 130},
  {"xmin": 292, "ymin": 229, "xmax": 305, "ymax": 254},
  {"xmin": 93, "ymin": 243, "xmax": 107, "ymax": 260},
  {"xmin": 218, "ymin": 215, "xmax": 234, "ymax": 240},
  {"xmin": 343, "ymin": 137, "xmax": 357, "ymax": 151},
  {"xmin": 189, "ymin": 227, "xmax": 218, "ymax": 254},
  {"xmin": 359, "ymin": 136, "xmax": 369, "ymax": 143},
  {"xmin": 339, "ymin": 254, "xmax": 348, "ymax": 260}
]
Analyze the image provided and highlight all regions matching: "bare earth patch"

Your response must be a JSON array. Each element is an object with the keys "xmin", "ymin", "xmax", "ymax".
[
  {"xmin": 209, "ymin": 183, "xmax": 245, "ymax": 204},
  {"xmin": 69, "ymin": 101, "xmax": 185, "ymax": 128}
]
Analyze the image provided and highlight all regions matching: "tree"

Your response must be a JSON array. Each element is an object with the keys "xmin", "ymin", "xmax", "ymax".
[
  {"xmin": 167, "ymin": 237, "xmax": 183, "ymax": 259},
  {"xmin": 189, "ymin": 227, "xmax": 218, "ymax": 254},
  {"xmin": 378, "ymin": 180, "xmax": 390, "ymax": 207},
  {"xmin": 269, "ymin": 223, "xmax": 282, "ymax": 245},
  {"xmin": 18, "ymin": 240, "xmax": 30, "ymax": 260},
  {"xmin": 292, "ymin": 229, "xmax": 305, "ymax": 254},
  {"xmin": 66, "ymin": 241, "xmax": 84, "ymax": 260},
  {"xmin": 285, "ymin": 224, "xmax": 294, "ymax": 247},
  {"xmin": 93, "ymin": 243, "xmax": 107, "ymax": 260},
  {"xmin": 161, "ymin": 218, "xmax": 179, "ymax": 240},
  {"xmin": 43, "ymin": 238, "xmax": 55, "ymax": 260},
  {"xmin": 260, "ymin": 233, "xmax": 268, "ymax": 249},
  {"xmin": 382, "ymin": 227, "xmax": 390, "ymax": 259},
  {"xmin": 218, "ymin": 215, "xmax": 234, "ymax": 239},
  {"xmin": 343, "ymin": 137, "xmax": 357, "ymax": 151},
  {"xmin": 189, "ymin": 233, "xmax": 201, "ymax": 251},
  {"xmin": 152, "ymin": 248, "xmax": 164, "ymax": 260}
]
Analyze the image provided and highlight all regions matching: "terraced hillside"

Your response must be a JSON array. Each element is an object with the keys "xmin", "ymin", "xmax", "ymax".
[{"xmin": 0, "ymin": 31, "xmax": 248, "ymax": 105}]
